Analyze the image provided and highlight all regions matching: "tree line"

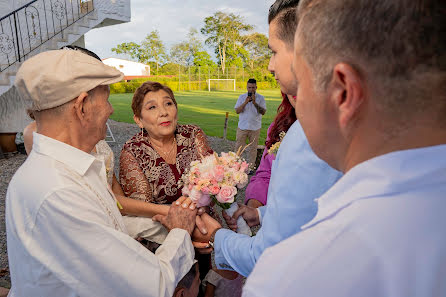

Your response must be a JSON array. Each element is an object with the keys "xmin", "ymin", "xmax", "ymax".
[{"xmin": 111, "ymin": 11, "xmax": 272, "ymax": 82}]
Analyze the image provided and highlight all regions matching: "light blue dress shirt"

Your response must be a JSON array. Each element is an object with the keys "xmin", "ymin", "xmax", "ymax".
[
  {"xmin": 214, "ymin": 120, "xmax": 343, "ymax": 276},
  {"xmin": 244, "ymin": 144, "xmax": 446, "ymax": 297}
]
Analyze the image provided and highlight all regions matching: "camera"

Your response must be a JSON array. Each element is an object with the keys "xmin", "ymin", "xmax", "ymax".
[{"xmin": 248, "ymin": 92, "xmax": 252, "ymax": 97}]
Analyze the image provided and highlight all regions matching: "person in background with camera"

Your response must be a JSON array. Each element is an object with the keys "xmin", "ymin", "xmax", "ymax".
[{"xmin": 234, "ymin": 78, "xmax": 266, "ymax": 172}]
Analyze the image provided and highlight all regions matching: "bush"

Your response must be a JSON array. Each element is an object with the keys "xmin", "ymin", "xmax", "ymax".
[{"xmin": 110, "ymin": 76, "xmax": 279, "ymax": 94}]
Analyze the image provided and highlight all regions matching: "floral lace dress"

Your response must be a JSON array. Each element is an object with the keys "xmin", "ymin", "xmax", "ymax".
[
  {"xmin": 91, "ymin": 140, "xmax": 114, "ymax": 187},
  {"xmin": 119, "ymin": 124, "xmax": 213, "ymax": 205}
]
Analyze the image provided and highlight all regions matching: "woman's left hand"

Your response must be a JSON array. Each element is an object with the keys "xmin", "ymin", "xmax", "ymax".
[{"xmin": 175, "ymin": 196, "xmax": 196, "ymax": 210}]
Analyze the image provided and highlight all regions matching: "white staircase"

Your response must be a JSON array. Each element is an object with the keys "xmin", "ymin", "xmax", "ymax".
[{"xmin": 0, "ymin": 0, "xmax": 130, "ymax": 133}]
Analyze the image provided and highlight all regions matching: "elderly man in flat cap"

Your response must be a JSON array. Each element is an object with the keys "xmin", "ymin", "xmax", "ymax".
[{"xmin": 6, "ymin": 49, "xmax": 197, "ymax": 297}]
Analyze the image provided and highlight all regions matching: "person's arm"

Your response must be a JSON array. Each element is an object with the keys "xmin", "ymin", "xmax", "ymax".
[
  {"xmin": 235, "ymin": 96, "xmax": 250, "ymax": 114},
  {"xmin": 251, "ymin": 95, "xmax": 266, "ymax": 115},
  {"xmin": 32, "ymin": 189, "xmax": 196, "ymax": 297},
  {"xmin": 244, "ymin": 148, "xmax": 274, "ymax": 206},
  {"xmin": 118, "ymin": 149, "xmax": 169, "ymax": 217},
  {"xmin": 204, "ymin": 283, "xmax": 216, "ymax": 297},
  {"xmin": 194, "ymin": 126, "xmax": 213, "ymax": 156},
  {"xmin": 116, "ymin": 195, "xmax": 170, "ymax": 217},
  {"xmin": 193, "ymin": 213, "xmax": 264, "ymax": 277}
]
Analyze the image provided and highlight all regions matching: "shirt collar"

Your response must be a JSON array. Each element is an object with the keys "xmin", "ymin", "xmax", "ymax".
[
  {"xmin": 302, "ymin": 144, "xmax": 446, "ymax": 229},
  {"xmin": 32, "ymin": 132, "xmax": 97, "ymax": 176}
]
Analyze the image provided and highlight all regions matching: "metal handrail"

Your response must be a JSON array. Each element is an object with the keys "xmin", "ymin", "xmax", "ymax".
[
  {"xmin": 0, "ymin": 0, "xmax": 94, "ymax": 73},
  {"xmin": 0, "ymin": 0, "xmax": 39, "ymax": 22}
]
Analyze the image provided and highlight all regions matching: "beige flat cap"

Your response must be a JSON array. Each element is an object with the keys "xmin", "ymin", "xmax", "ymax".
[{"xmin": 14, "ymin": 49, "xmax": 124, "ymax": 111}]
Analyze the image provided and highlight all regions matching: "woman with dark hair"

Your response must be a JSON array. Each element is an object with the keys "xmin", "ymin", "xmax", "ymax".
[{"xmin": 244, "ymin": 92, "xmax": 297, "ymax": 207}]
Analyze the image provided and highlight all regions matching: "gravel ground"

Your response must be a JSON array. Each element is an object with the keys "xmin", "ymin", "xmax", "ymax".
[{"xmin": 0, "ymin": 120, "xmax": 255, "ymax": 288}]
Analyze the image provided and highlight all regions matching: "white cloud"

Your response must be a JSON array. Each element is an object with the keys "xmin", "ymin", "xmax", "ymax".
[{"xmin": 85, "ymin": 0, "xmax": 276, "ymax": 60}]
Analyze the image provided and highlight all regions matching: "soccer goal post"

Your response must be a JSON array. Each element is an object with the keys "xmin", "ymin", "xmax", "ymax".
[{"xmin": 207, "ymin": 79, "xmax": 236, "ymax": 92}]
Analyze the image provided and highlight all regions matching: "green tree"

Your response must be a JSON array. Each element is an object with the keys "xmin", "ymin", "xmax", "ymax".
[
  {"xmin": 201, "ymin": 11, "xmax": 253, "ymax": 74},
  {"xmin": 243, "ymin": 33, "xmax": 270, "ymax": 70},
  {"xmin": 111, "ymin": 42, "xmax": 148, "ymax": 63},
  {"xmin": 193, "ymin": 51, "xmax": 216, "ymax": 67},
  {"xmin": 170, "ymin": 28, "xmax": 203, "ymax": 66},
  {"xmin": 142, "ymin": 30, "xmax": 167, "ymax": 74}
]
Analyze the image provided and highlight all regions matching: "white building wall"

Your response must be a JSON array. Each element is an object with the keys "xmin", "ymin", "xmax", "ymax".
[{"xmin": 103, "ymin": 58, "xmax": 150, "ymax": 76}]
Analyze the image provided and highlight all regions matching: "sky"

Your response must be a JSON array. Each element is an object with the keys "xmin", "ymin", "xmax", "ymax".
[{"xmin": 85, "ymin": 0, "xmax": 276, "ymax": 60}]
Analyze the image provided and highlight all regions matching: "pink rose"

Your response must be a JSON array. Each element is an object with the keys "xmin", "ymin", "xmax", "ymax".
[
  {"xmin": 201, "ymin": 186, "xmax": 210, "ymax": 194},
  {"xmin": 210, "ymin": 185, "xmax": 220, "ymax": 195},
  {"xmin": 234, "ymin": 172, "xmax": 248, "ymax": 188},
  {"xmin": 188, "ymin": 188, "xmax": 211, "ymax": 207},
  {"xmin": 188, "ymin": 188, "xmax": 201, "ymax": 202},
  {"xmin": 216, "ymin": 186, "xmax": 237, "ymax": 204},
  {"xmin": 240, "ymin": 162, "xmax": 249, "ymax": 173},
  {"xmin": 213, "ymin": 166, "xmax": 225, "ymax": 182}
]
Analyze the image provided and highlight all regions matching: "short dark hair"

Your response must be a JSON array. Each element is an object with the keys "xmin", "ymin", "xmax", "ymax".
[
  {"xmin": 59, "ymin": 45, "xmax": 101, "ymax": 61},
  {"xmin": 132, "ymin": 81, "xmax": 177, "ymax": 118},
  {"xmin": 176, "ymin": 263, "xmax": 198, "ymax": 290},
  {"xmin": 268, "ymin": 0, "xmax": 300, "ymax": 47},
  {"xmin": 247, "ymin": 78, "xmax": 257, "ymax": 84},
  {"xmin": 297, "ymin": 0, "xmax": 446, "ymax": 122}
]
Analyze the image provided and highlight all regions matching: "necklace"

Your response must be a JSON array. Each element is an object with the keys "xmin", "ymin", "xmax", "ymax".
[{"xmin": 150, "ymin": 137, "xmax": 177, "ymax": 159}]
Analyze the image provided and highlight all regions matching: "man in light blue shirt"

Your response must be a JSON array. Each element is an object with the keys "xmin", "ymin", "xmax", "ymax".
[
  {"xmin": 244, "ymin": 0, "xmax": 446, "ymax": 295},
  {"xmin": 213, "ymin": 120, "xmax": 342, "ymax": 276},
  {"xmin": 189, "ymin": 0, "xmax": 342, "ymax": 277}
]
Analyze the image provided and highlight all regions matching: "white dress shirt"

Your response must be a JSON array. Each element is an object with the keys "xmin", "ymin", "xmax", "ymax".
[
  {"xmin": 234, "ymin": 93, "xmax": 266, "ymax": 130},
  {"xmin": 243, "ymin": 144, "xmax": 446, "ymax": 297},
  {"xmin": 6, "ymin": 133, "xmax": 195, "ymax": 297}
]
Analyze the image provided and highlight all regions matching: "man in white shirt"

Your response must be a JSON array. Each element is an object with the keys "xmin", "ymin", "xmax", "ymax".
[
  {"xmin": 6, "ymin": 49, "xmax": 197, "ymax": 297},
  {"xmin": 244, "ymin": 0, "xmax": 446, "ymax": 296},
  {"xmin": 234, "ymin": 78, "xmax": 266, "ymax": 168}
]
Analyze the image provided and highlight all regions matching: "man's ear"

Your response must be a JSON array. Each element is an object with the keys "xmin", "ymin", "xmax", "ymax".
[
  {"xmin": 329, "ymin": 63, "xmax": 365, "ymax": 129},
  {"xmin": 133, "ymin": 114, "xmax": 143, "ymax": 128},
  {"xmin": 73, "ymin": 92, "xmax": 89, "ymax": 126}
]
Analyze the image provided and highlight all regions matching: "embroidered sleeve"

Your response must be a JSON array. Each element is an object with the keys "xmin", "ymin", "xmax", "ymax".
[
  {"xmin": 119, "ymin": 148, "xmax": 153, "ymax": 202},
  {"xmin": 194, "ymin": 127, "xmax": 213, "ymax": 157}
]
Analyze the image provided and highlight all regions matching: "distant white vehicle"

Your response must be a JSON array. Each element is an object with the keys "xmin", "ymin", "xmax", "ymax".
[{"xmin": 102, "ymin": 58, "xmax": 150, "ymax": 80}]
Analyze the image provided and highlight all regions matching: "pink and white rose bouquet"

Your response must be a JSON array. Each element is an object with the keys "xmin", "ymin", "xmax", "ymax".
[
  {"xmin": 180, "ymin": 148, "xmax": 253, "ymax": 235},
  {"xmin": 180, "ymin": 152, "xmax": 249, "ymax": 209}
]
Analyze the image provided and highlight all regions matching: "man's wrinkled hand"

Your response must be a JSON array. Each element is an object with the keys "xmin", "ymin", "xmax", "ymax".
[{"xmin": 153, "ymin": 197, "xmax": 197, "ymax": 235}]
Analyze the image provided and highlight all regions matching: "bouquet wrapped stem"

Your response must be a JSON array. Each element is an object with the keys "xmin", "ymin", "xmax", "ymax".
[{"xmin": 225, "ymin": 202, "xmax": 252, "ymax": 236}]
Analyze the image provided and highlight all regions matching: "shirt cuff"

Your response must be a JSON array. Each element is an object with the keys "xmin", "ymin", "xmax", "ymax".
[
  {"xmin": 213, "ymin": 229, "xmax": 236, "ymax": 271},
  {"xmin": 257, "ymin": 206, "xmax": 266, "ymax": 224}
]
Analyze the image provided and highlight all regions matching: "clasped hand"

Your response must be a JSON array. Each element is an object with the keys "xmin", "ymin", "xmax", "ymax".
[
  {"xmin": 153, "ymin": 198, "xmax": 260, "ymax": 254},
  {"xmin": 153, "ymin": 197, "xmax": 222, "ymax": 251}
]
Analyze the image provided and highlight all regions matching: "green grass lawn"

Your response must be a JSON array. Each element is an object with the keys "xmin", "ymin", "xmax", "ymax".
[{"xmin": 109, "ymin": 89, "xmax": 283, "ymax": 144}]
